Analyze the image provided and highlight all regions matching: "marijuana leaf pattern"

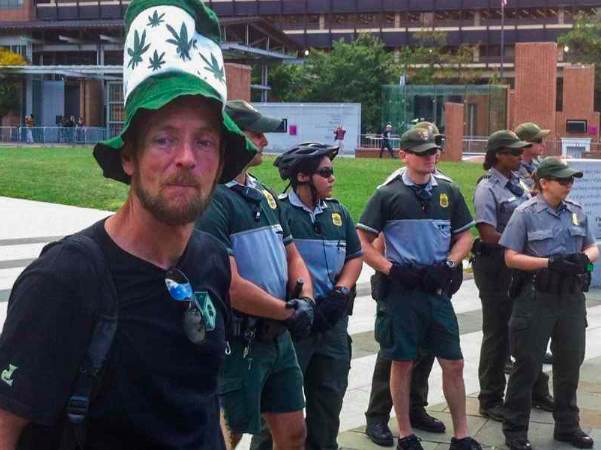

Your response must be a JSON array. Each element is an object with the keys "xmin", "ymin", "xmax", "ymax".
[
  {"xmin": 147, "ymin": 10, "xmax": 165, "ymax": 28},
  {"xmin": 127, "ymin": 29, "xmax": 151, "ymax": 69},
  {"xmin": 166, "ymin": 22, "xmax": 196, "ymax": 61},
  {"xmin": 200, "ymin": 52, "xmax": 225, "ymax": 83},
  {"xmin": 148, "ymin": 50, "xmax": 166, "ymax": 71}
]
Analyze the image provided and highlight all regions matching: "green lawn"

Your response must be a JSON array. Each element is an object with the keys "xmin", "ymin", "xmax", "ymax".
[{"xmin": 0, "ymin": 146, "xmax": 483, "ymax": 221}]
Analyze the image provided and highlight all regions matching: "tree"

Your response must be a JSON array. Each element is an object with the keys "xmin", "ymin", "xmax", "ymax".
[
  {"xmin": 0, "ymin": 49, "xmax": 27, "ymax": 119},
  {"xmin": 558, "ymin": 12, "xmax": 601, "ymax": 109}
]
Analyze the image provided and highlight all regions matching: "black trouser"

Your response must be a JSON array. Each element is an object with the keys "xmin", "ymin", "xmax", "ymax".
[
  {"xmin": 364, "ymin": 348, "xmax": 434, "ymax": 426},
  {"xmin": 503, "ymin": 284, "xmax": 586, "ymax": 441},
  {"xmin": 473, "ymin": 253, "xmax": 551, "ymax": 409},
  {"xmin": 379, "ymin": 140, "xmax": 394, "ymax": 158}
]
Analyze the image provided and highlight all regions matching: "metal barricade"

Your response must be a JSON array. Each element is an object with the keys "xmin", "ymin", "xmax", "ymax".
[{"xmin": 0, "ymin": 126, "xmax": 108, "ymax": 145}]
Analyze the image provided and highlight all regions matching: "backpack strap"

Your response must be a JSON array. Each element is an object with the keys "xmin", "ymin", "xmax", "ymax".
[{"xmin": 55, "ymin": 233, "xmax": 118, "ymax": 450}]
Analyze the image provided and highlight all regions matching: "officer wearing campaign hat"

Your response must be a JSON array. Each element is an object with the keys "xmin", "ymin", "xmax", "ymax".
[
  {"xmin": 514, "ymin": 122, "xmax": 550, "ymax": 190},
  {"xmin": 358, "ymin": 128, "xmax": 482, "ymax": 450},
  {"xmin": 473, "ymin": 130, "xmax": 554, "ymax": 425},
  {"xmin": 499, "ymin": 157, "xmax": 597, "ymax": 450},
  {"xmin": 197, "ymin": 100, "xmax": 314, "ymax": 450}
]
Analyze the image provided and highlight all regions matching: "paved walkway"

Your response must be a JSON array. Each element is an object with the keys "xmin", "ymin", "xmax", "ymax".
[{"xmin": 2, "ymin": 196, "xmax": 601, "ymax": 449}]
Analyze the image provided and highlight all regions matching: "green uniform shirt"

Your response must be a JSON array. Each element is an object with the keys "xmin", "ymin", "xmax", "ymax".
[
  {"xmin": 358, "ymin": 171, "xmax": 474, "ymax": 266},
  {"xmin": 196, "ymin": 175, "xmax": 292, "ymax": 301},
  {"xmin": 280, "ymin": 191, "xmax": 362, "ymax": 299}
]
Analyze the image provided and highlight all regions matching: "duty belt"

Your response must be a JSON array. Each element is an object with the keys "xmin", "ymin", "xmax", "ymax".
[{"xmin": 231, "ymin": 311, "xmax": 286, "ymax": 344}]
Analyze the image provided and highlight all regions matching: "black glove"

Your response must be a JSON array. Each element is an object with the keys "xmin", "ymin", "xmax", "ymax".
[
  {"xmin": 548, "ymin": 254, "xmax": 584, "ymax": 275},
  {"xmin": 422, "ymin": 262, "xmax": 454, "ymax": 293},
  {"xmin": 320, "ymin": 287, "xmax": 349, "ymax": 324},
  {"xmin": 389, "ymin": 263, "xmax": 422, "ymax": 289},
  {"xmin": 284, "ymin": 297, "xmax": 315, "ymax": 339},
  {"xmin": 565, "ymin": 253, "xmax": 592, "ymax": 274}
]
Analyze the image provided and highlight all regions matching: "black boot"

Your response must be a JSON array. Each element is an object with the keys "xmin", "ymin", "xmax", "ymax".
[
  {"xmin": 505, "ymin": 437, "xmax": 532, "ymax": 450},
  {"xmin": 397, "ymin": 434, "xmax": 423, "ymax": 450},
  {"xmin": 366, "ymin": 422, "xmax": 394, "ymax": 447},
  {"xmin": 554, "ymin": 429, "xmax": 594, "ymax": 449},
  {"xmin": 532, "ymin": 393, "xmax": 555, "ymax": 412},
  {"xmin": 479, "ymin": 403, "xmax": 505, "ymax": 422},
  {"xmin": 449, "ymin": 436, "xmax": 482, "ymax": 450},
  {"xmin": 410, "ymin": 408, "xmax": 446, "ymax": 433}
]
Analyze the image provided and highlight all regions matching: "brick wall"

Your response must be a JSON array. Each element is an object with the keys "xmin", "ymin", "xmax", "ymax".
[
  {"xmin": 513, "ymin": 42, "xmax": 557, "ymax": 138},
  {"xmin": 556, "ymin": 65, "xmax": 599, "ymax": 139},
  {"xmin": 2, "ymin": 0, "xmax": 34, "ymax": 21},
  {"xmin": 79, "ymin": 80, "xmax": 103, "ymax": 126},
  {"xmin": 442, "ymin": 102, "xmax": 463, "ymax": 162},
  {"xmin": 225, "ymin": 63, "xmax": 251, "ymax": 102}
]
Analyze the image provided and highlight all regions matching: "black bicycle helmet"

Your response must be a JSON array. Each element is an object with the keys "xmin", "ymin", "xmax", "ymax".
[{"xmin": 274, "ymin": 142, "xmax": 339, "ymax": 181}]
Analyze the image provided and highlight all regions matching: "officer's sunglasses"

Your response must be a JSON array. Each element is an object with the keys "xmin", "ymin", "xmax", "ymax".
[
  {"xmin": 406, "ymin": 148, "xmax": 439, "ymax": 157},
  {"xmin": 547, "ymin": 177, "xmax": 575, "ymax": 186},
  {"xmin": 165, "ymin": 268, "xmax": 216, "ymax": 345},
  {"xmin": 498, "ymin": 148, "xmax": 523, "ymax": 157},
  {"xmin": 315, "ymin": 167, "xmax": 335, "ymax": 178}
]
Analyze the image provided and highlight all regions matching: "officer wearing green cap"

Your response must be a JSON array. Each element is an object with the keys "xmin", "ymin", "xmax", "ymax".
[
  {"xmin": 365, "ymin": 122, "xmax": 450, "ymax": 447},
  {"xmin": 514, "ymin": 122, "xmax": 550, "ymax": 190},
  {"xmin": 473, "ymin": 130, "xmax": 554, "ymax": 424},
  {"xmin": 250, "ymin": 142, "xmax": 363, "ymax": 450},
  {"xmin": 0, "ymin": 0, "xmax": 256, "ymax": 448},
  {"xmin": 197, "ymin": 100, "xmax": 314, "ymax": 450},
  {"xmin": 358, "ymin": 128, "xmax": 482, "ymax": 450},
  {"xmin": 499, "ymin": 157, "xmax": 598, "ymax": 450}
]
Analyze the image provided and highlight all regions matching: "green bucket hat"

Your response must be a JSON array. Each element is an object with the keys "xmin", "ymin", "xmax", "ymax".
[
  {"xmin": 515, "ymin": 122, "xmax": 550, "ymax": 143},
  {"xmin": 399, "ymin": 128, "xmax": 440, "ymax": 153},
  {"xmin": 226, "ymin": 100, "xmax": 285, "ymax": 133},
  {"xmin": 535, "ymin": 157, "xmax": 583, "ymax": 179},
  {"xmin": 486, "ymin": 130, "xmax": 532, "ymax": 152},
  {"xmin": 93, "ymin": 0, "xmax": 256, "ymax": 184}
]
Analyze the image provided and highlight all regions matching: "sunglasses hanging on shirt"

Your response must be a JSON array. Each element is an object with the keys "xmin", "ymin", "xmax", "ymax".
[{"xmin": 230, "ymin": 184, "xmax": 264, "ymax": 222}]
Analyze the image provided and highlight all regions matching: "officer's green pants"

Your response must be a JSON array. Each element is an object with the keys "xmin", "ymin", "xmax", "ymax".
[
  {"xmin": 503, "ymin": 283, "xmax": 586, "ymax": 440},
  {"xmin": 473, "ymin": 254, "xmax": 551, "ymax": 409},
  {"xmin": 364, "ymin": 348, "xmax": 434, "ymax": 426},
  {"xmin": 250, "ymin": 318, "xmax": 351, "ymax": 450}
]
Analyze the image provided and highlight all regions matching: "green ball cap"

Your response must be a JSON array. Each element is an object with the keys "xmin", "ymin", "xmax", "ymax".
[
  {"xmin": 486, "ymin": 130, "xmax": 532, "ymax": 152},
  {"xmin": 535, "ymin": 157, "xmax": 584, "ymax": 179},
  {"xmin": 399, "ymin": 128, "xmax": 440, "ymax": 153},
  {"xmin": 413, "ymin": 121, "xmax": 440, "ymax": 135},
  {"xmin": 515, "ymin": 122, "xmax": 550, "ymax": 143},
  {"xmin": 225, "ymin": 100, "xmax": 285, "ymax": 133}
]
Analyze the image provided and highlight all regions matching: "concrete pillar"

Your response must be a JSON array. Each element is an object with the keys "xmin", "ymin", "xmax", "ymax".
[
  {"xmin": 442, "ymin": 102, "xmax": 464, "ymax": 162},
  {"xmin": 474, "ymin": 11, "xmax": 481, "ymax": 27},
  {"xmin": 473, "ymin": 46, "xmax": 480, "ymax": 63},
  {"xmin": 558, "ymin": 8, "xmax": 565, "ymax": 24},
  {"xmin": 225, "ymin": 63, "xmax": 252, "ymax": 102},
  {"xmin": 319, "ymin": 14, "xmax": 325, "ymax": 30},
  {"xmin": 513, "ymin": 42, "xmax": 557, "ymax": 137},
  {"xmin": 394, "ymin": 12, "xmax": 400, "ymax": 28}
]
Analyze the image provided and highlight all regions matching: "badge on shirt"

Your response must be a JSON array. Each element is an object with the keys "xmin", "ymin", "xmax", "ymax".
[
  {"xmin": 572, "ymin": 213, "xmax": 579, "ymax": 226},
  {"xmin": 332, "ymin": 212, "xmax": 343, "ymax": 227},
  {"xmin": 263, "ymin": 190, "xmax": 277, "ymax": 209},
  {"xmin": 1, "ymin": 364, "xmax": 17, "ymax": 387},
  {"xmin": 440, "ymin": 193, "xmax": 449, "ymax": 208}
]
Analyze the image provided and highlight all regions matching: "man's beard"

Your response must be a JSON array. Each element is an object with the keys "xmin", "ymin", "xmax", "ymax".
[{"xmin": 132, "ymin": 171, "xmax": 216, "ymax": 226}]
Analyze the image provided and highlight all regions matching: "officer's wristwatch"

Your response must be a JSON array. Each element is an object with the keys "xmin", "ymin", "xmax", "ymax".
[{"xmin": 445, "ymin": 259, "xmax": 456, "ymax": 269}]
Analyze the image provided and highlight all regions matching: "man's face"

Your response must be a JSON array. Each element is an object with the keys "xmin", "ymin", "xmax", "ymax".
[
  {"xmin": 123, "ymin": 96, "xmax": 223, "ymax": 225},
  {"xmin": 244, "ymin": 130, "xmax": 268, "ymax": 167},
  {"xmin": 401, "ymin": 148, "xmax": 437, "ymax": 175}
]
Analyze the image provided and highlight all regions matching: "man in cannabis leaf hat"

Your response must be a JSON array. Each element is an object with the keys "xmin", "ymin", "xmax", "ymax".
[{"xmin": 0, "ymin": 0, "xmax": 254, "ymax": 449}]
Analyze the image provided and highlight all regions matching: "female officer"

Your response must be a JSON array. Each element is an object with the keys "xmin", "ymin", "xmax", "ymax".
[
  {"xmin": 473, "ymin": 131, "xmax": 554, "ymax": 423},
  {"xmin": 251, "ymin": 143, "xmax": 363, "ymax": 450},
  {"xmin": 499, "ymin": 157, "xmax": 598, "ymax": 450}
]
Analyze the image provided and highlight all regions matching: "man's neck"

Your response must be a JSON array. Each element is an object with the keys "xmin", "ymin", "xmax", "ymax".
[
  {"xmin": 405, "ymin": 167, "xmax": 432, "ymax": 185},
  {"xmin": 105, "ymin": 196, "xmax": 194, "ymax": 269},
  {"xmin": 234, "ymin": 171, "xmax": 248, "ymax": 185},
  {"xmin": 541, "ymin": 191, "xmax": 562, "ymax": 209}
]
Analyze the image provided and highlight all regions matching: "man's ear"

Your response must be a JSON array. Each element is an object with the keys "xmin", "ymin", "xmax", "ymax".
[
  {"xmin": 122, "ymin": 146, "xmax": 136, "ymax": 177},
  {"xmin": 399, "ymin": 150, "xmax": 407, "ymax": 162}
]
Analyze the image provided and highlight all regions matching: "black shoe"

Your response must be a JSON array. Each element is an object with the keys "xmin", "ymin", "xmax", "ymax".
[
  {"xmin": 479, "ymin": 403, "xmax": 505, "ymax": 422},
  {"xmin": 505, "ymin": 437, "xmax": 532, "ymax": 450},
  {"xmin": 543, "ymin": 351, "xmax": 553, "ymax": 364},
  {"xmin": 410, "ymin": 408, "xmax": 446, "ymax": 433},
  {"xmin": 449, "ymin": 437, "xmax": 482, "ymax": 450},
  {"xmin": 554, "ymin": 429, "xmax": 594, "ymax": 448},
  {"xmin": 532, "ymin": 394, "xmax": 555, "ymax": 412},
  {"xmin": 397, "ymin": 434, "xmax": 423, "ymax": 450},
  {"xmin": 366, "ymin": 422, "xmax": 394, "ymax": 447}
]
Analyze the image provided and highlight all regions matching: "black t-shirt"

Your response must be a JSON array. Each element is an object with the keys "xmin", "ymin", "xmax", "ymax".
[{"xmin": 0, "ymin": 220, "xmax": 231, "ymax": 449}]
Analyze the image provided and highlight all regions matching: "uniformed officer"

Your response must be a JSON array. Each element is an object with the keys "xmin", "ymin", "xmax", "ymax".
[
  {"xmin": 380, "ymin": 123, "xmax": 394, "ymax": 158},
  {"xmin": 196, "ymin": 100, "xmax": 315, "ymax": 450},
  {"xmin": 473, "ymin": 131, "xmax": 554, "ymax": 423},
  {"xmin": 365, "ymin": 122, "xmax": 449, "ymax": 447},
  {"xmin": 358, "ymin": 128, "xmax": 482, "ymax": 450},
  {"xmin": 514, "ymin": 122, "xmax": 549, "ymax": 191},
  {"xmin": 252, "ymin": 142, "xmax": 363, "ymax": 450},
  {"xmin": 499, "ymin": 157, "xmax": 598, "ymax": 450}
]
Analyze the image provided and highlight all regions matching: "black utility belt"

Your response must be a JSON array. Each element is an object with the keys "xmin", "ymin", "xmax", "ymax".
[
  {"xmin": 524, "ymin": 269, "xmax": 589, "ymax": 295},
  {"xmin": 231, "ymin": 312, "xmax": 287, "ymax": 343},
  {"xmin": 472, "ymin": 239, "xmax": 504, "ymax": 258}
]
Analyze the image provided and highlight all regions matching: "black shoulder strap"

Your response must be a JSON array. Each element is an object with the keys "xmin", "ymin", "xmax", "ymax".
[{"xmin": 56, "ymin": 232, "xmax": 118, "ymax": 450}]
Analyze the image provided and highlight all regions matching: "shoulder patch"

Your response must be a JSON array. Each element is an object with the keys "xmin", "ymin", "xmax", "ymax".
[
  {"xmin": 439, "ymin": 192, "xmax": 449, "ymax": 208},
  {"xmin": 263, "ymin": 190, "xmax": 277, "ymax": 209},
  {"xmin": 332, "ymin": 212, "xmax": 343, "ymax": 227}
]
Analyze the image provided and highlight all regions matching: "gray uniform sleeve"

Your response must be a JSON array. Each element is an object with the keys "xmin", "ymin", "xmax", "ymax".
[
  {"xmin": 499, "ymin": 208, "xmax": 527, "ymax": 252},
  {"xmin": 474, "ymin": 184, "xmax": 497, "ymax": 228},
  {"xmin": 583, "ymin": 215, "xmax": 596, "ymax": 249}
]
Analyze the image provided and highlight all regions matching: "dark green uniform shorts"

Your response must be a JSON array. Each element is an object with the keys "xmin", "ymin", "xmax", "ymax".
[
  {"xmin": 219, "ymin": 330, "xmax": 305, "ymax": 434},
  {"xmin": 375, "ymin": 288, "xmax": 462, "ymax": 361}
]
